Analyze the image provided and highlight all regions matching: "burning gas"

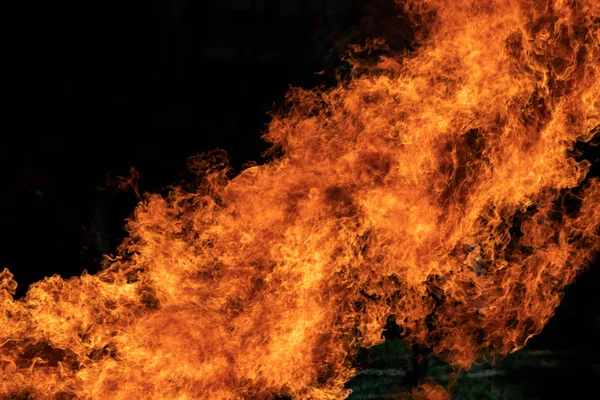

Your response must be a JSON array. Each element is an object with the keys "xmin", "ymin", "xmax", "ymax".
[{"xmin": 2, "ymin": 0, "xmax": 599, "ymax": 398}]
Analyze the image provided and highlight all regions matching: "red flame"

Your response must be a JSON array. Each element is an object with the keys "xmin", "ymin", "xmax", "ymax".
[{"xmin": 2, "ymin": 0, "xmax": 599, "ymax": 398}]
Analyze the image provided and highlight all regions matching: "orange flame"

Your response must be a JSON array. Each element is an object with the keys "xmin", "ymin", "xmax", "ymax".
[
  {"xmin": 2, "ymin": 0, "xmax": 599, "ymax": 398},
  {"xmin": 413, "ymin": 383, "xmax": 451, "ymax": 400}
]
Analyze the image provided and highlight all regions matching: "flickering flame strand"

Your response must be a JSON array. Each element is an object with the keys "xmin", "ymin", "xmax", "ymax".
[
  {"xmin": 2, "ymin": 0, "xmax": 599, "ymax": 398},
  {"xmin": 413, "ymin": 383, "xmax": 452, "ymax": 400}
]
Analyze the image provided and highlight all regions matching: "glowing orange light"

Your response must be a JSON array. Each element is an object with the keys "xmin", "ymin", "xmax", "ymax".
[{"xmin": 1, "ymin": 1, "xmax": 599, "ymax": 398}]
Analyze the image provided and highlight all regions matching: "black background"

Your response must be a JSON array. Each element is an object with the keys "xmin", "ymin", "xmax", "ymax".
[{"xmin": 3, "ymin": 0, "xmax": 598, "ymax": 396}]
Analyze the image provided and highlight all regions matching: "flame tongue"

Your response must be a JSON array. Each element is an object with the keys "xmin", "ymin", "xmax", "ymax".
[{"xmin": 2, "ymin": 0, "xmax": 600, "ymax": 398}]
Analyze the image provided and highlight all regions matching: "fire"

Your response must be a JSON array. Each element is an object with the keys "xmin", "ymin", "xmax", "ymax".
[
  {"xmin": 413, "ymin": 383, "xmax": 451, "ymax": 400},
  {"xmin": 2, "ymin": 0, "xmax": 599, "ymax": 398}
]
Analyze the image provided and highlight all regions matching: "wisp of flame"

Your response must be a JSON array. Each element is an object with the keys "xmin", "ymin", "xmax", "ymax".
[{"xmin": 2, "ymin": 0, "xmax": 599, "ymax": 398}]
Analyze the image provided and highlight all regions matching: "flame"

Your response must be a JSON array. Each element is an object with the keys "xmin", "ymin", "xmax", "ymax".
[
  {"xmin": 2, "ymin": 0, "xmax": 599, "ymax": 398},
  {"xmin": 412, "ymin": 383, "xmax": 451, "ymax": 400}
]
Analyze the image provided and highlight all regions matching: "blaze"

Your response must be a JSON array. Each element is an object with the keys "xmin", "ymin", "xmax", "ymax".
[{"xmin": 2, "ymin": 0, "xmax": 599, "ymax": 398}]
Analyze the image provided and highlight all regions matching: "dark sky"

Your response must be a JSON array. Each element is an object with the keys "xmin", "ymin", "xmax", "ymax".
[
  {"xmin": 3, "ymin": 0, "xmax": 598, "ymax": 368},
  {"xmin": 3, "ymin": 0, "xmax": 409, "ymax": 296},
  {"xmin": 4, "ymin": 0, "xmax": 336, "ymax": 296}
]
